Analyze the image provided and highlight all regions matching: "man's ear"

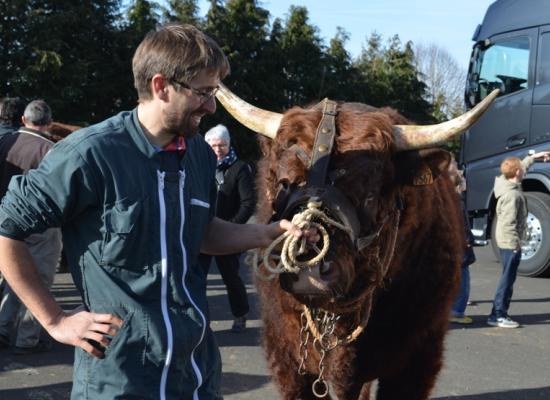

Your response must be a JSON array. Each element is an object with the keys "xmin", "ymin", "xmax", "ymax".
[{"xmin": 151, "ymin": 74, "xmax": 169, "ymax": 101}]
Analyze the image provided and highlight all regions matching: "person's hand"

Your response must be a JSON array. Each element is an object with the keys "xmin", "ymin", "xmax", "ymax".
[
  {"xmin": 532, "ymin": 151, "xmax": 550, "ymax": 162},
  {"xmin": 264, "ymin": 220, "xmax": 320, "ymax": 246},
  {"xmin": 45, "ymin": 305, "xmax": 123, "ymax": 358}
]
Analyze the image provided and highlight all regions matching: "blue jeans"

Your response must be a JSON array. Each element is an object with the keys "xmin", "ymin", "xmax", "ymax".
[
  {"xmin": 451, "ymin": 265, "xmax": 470, "ymax": 317},
  {"xmin": 490, "ymin": 249, "xmax": 521, "ymax": 319}
]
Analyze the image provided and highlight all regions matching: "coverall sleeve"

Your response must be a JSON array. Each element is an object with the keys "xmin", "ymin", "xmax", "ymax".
[{"xmin": 0, "ymin": 139, "xmax": 99, "ymax": 240}]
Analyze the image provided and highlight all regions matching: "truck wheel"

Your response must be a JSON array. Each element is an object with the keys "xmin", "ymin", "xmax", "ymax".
[{"xmin": 491, "ymin": 192, "xmax": 550, "ymax": 277}]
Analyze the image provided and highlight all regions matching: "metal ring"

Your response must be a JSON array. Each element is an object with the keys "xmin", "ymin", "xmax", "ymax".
[{"xmin": 312, "ymin": 378, "xmax": 329, "ymax": 398}]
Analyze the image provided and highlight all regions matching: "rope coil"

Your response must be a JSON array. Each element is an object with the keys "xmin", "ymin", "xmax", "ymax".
[{"xmin": 252, "ymin": 198, "xmax": 352, "ymax": 278}]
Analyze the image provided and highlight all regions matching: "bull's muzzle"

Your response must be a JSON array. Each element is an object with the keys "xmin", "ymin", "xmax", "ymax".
[{"xmin": 280, "ymin": 260, "xmax": 338, "ymax": 295}]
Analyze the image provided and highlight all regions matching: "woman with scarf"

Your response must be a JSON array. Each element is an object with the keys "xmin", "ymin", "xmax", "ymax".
[{"xmin": 200, "ymin": 124, "xmax": 256, "ymax": 332}]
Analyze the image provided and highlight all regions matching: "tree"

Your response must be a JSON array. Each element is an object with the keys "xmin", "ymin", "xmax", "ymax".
[
  {"xmin": 0, "ymin": 1, "xmax": 30, "ymax": 97},
  {"xmin": 354, "ymin": 33, "xmax": 433, "ymax": 122},
  {"xmin": 127, "ymin": 0, "xmax": 159, "ymax": 36},
  {"xmin": 204, "ymin": 0, "xmax": 273, "ymax": 160},
  {"xmin": 277, "ymin": 6, "xmax": 325, "ymax": 107},
  {"xmin": 322, "ymin": 27, "xmax": 363, "ymax": 101},
  {"xmin": 414, "ymin": 43, "xmax": 466, "ymax": 121},
  {"xmin": 1, "ymin": 0, "xmax": 131, "ymax": 124},
  {"xmin": 161, "ymin": 0, "xmax": 201, "ymax": 25}
]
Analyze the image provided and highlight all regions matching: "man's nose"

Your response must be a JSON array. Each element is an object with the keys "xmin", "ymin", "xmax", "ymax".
[{"xmin": 201, "ymin": 95, "xmax": 216, "ymax": 114}]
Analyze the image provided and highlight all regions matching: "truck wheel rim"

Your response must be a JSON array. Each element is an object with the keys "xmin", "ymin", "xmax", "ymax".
[{"xmin": 522, "ymin": 212, "xmax": 542, "ymax": 260}]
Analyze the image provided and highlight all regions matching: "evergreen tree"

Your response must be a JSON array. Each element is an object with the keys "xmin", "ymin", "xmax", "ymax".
[
  {"xmin": 354, "ymin": 33, "xmax": 433, "ymax": 122},
  {"xmin": 127, "ymin": 0, "xmax": 159, "ymax": 36},
  {"xmin": 277, "ymin": 6, "xmax": 325, "ymax": 107},
  {"xmin": 323, "ymin": 27, "xmax": 362, "ymax": 101},
  {"xmin": 161, "ymin": 0, "xmax": 201, "ymax": 26},
  {"xmin": 204, "ymin": 0, "xmax": 274, "ymax": 160},
  {"xmin": 0, "ymin": 1, "xmax": 30, "ymax": 97},
  {"xmin": 2, "ymin": 0, "xmax": 131, "ymax": 124}
]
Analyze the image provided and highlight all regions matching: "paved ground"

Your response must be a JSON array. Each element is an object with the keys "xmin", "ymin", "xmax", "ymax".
[{"xmin": 0, "ymin": 246, "xmax": 549, "ymax": 399}]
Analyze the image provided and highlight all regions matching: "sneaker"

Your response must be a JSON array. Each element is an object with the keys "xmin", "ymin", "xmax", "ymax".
[
  {"xmin": 487, "ymin": 316, "xmax": 520, "ymax": 329},
  {"xmin": 450, "ymin": 316, "xmax": 473, "ymax": 324},
  {"xmin": 231, "ymin": 316, "xmax": 247, "ymax": 333},
  {"xmin": 13, "ymin": 340, "xmax": 52, "ymax": 355}
]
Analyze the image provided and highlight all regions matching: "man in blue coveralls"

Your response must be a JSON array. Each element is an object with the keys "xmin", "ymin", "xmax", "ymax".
[{"xmin": 0, "ymin": 23, "xmax": 304, "ymax": 400}]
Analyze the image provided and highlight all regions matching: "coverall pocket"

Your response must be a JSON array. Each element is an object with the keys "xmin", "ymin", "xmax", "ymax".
[{"xmin": 100, "ymin": 199, "xmax": 145, "ymax": 269}]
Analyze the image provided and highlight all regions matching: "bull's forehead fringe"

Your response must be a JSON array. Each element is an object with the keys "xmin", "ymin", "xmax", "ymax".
[{"xmin": 274, "ymin": 104, "xmax": 395, "ymax": 154}]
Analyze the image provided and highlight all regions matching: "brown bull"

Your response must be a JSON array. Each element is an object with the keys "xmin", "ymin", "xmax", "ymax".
[
  {"xmin": 49, "ymin": 121, "xmax": 81, "ymax": 141},
  {"xmin": 216, "ymin": 86, "xmax": 498, "ymax": 400}
]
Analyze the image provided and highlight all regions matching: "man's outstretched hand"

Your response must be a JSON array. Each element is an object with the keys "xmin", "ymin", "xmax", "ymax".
[{"xmin": 265, "ymin": 219, "xmax": 321, "ymax": 246}]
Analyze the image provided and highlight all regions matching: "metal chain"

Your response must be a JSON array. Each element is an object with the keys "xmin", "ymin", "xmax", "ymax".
[
  {"xmin": 298, "ymin": 310, "xmax": 310, "ymax": 375},
  {"xmin": 297, "ymin": 308, "xmax": 342, "ymax": 398},
  {"xmin": 312, "ymin": 340, "xmax": 328, "ymax": 398}
]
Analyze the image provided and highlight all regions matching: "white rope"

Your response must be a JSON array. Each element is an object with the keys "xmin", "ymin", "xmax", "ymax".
[{"xmin": 252, "ymin": 199, "xmax": 353, "ymax": 279}]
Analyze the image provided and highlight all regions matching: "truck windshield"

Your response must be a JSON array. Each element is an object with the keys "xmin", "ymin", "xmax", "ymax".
[{"xmin": 466, "ymin": 36, "xmax": 530, "ymax": 108}]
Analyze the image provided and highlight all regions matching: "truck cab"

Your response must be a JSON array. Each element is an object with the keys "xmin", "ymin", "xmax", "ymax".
[{"xmin": 462, "ymin": 0, "xmax": 550, "ymax": 276}]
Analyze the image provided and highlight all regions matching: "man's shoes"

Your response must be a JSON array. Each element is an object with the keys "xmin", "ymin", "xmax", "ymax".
[
  {"xmin": 13, "ymin": 340, "xmax": 52, "ymax": 355},
  {"xmin": 231, "ymin": 316, "xmax": 247, "ymax": 333},
  {"xmin": 487, "ymin": 316, "xmax": 520, "ymax": 329},
  {"xmin": 450, "ymin": 316, "xmax": 473, "ymax": 324},
  {"xmin": 0, "ymin": 333, "xmax": 9, "ymax": 349}
]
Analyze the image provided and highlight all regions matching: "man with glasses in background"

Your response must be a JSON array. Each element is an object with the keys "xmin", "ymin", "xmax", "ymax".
[{"xmin": 0, "ymin": 23, "xmax": 304, "ymax": 400}]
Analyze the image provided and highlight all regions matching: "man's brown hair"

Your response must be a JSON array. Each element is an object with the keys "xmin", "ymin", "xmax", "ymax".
[
  {"xmin": 132, "ymin": 23, "xmax": 230, "ymax": 101},
  {"xmin": 500, "ymin": 156, "xmax": 522, "ymax": 179}
]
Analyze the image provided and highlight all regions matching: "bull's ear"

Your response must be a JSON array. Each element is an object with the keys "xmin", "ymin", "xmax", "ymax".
[{"xmin": 393, "ymin": 149, "xmax": 452, "ymax": 186}]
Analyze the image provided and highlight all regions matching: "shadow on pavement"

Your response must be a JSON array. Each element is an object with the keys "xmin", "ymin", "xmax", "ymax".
[
  {"xmin": 0, "ymin": 382, "xmax": 71, "ymax": 400},
  {"xmin": 214, "ymin": 326, "xmax": 262, "ymax": 347},
  {"xmin": 221, "ymin": 371, "xmax": 271, "ymax": 396},
  {"xmin": 434, "ymin": 386, "xmax": 550, "ymax": 399}
]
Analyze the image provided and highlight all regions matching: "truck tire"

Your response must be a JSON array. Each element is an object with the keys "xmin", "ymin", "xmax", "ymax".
[{"xmin": 491, "ymin": 191, "xmax": 550, "ymax": 277}]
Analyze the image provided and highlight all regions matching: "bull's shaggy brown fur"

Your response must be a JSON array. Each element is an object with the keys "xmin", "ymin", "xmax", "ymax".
[{"xmin": 254, "ymin": 102, "xmax": 463, "ymax": 399}]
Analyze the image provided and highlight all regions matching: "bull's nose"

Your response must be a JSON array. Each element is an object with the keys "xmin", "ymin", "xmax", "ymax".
[{"xmin": 279, "ymin": 272, "xmax": 298, "ymax": 293}]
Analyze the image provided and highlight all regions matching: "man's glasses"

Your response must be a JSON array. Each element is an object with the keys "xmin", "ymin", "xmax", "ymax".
[{"xmin": 171, "ymin": 79, "xmax": 219, "ymax": 102}]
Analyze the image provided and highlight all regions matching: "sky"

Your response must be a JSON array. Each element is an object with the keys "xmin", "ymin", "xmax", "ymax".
[{"xmin": 197, "ymin": 0, "xmax": 497, "ymax": 69}]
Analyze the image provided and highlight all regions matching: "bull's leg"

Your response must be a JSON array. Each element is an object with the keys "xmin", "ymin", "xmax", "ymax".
[
  {"xmin": 332, "ymin": 380, "xmax": 372, "ymax": 400},
  {"xmin": 328, "ymin": 347, "xmax": 369, "ymax": 400},
  {"xmin": 375, "ymin": 333, "xmax": 444, "ymax": 400}
]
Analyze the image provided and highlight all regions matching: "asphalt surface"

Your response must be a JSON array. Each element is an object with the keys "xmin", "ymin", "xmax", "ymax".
[{"xmin": 0, "ymin": 245, "xmax": 549, "ymax": 399}]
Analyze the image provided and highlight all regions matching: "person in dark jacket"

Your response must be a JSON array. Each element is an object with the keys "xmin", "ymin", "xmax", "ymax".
[
  {"xmin": 200, "ymin": 124, "xmax": 255, "ymax": 332},
  {"xmin": 0, "ymin": 97, "xmax": 25, "ymax": 138},
  {"xmin": 0, "ymin": 99, "xmax": 63, "ymax": 353},
  {"xmin": 0, "ymin": 97, "xmax": 25, "ymax": 303},
  {"xmin": 0, "ymin": 24, "xmax": 307, "ymax": 400},
  {"xmin": 448, "ymin": 159, "xmax": 476, "ymax": 324}
]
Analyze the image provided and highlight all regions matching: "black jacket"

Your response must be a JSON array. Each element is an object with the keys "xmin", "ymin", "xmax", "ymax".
[{"xmin": 215, "ymin": 159, "xmax": 255, "ymax": 224}]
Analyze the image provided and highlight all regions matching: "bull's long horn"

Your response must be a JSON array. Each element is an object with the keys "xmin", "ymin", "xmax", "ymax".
[
  {"xmin": 215, "ymin": 83, "xmax": 282, "ymax": 139},
  {"xmin": 392, "ymin": 89, "xmax": 499, "ymax": 150}
]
